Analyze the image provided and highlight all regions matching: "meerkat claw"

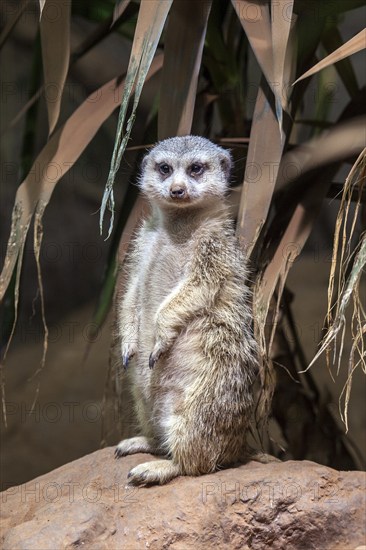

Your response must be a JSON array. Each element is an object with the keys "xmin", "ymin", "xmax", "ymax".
[
  {"xmin": 122, "ymin": 353, "xmax": 129, "ymax": 369},
  {"xmin": 149, "ymin": 341, "xmax": 165, "ymax": 368},
  {"xmin": 121, "ymin": 344, "xmax": 136, "ymax": 369},
  {"xmin": 149, "ymin": 352, "xmax": 160, "ymax": 369}
]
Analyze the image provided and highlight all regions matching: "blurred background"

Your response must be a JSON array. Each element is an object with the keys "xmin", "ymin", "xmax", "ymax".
[{"xmin": 1, "ymin": 0, "xmax": 365, "ymax": 490}]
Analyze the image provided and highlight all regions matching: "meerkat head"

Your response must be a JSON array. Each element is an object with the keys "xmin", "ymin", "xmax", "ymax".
[{"xmin": 139, "ymin": 136, "xmax": 232, "ymax": 209}]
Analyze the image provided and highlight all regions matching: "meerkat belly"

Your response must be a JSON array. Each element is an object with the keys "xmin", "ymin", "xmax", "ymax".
[
  {"xmin": 140, "ymin": 242, "xmax": 187, "ymax": 343},
  {"xmin": 134, "ymin": 235, "xmax": 188, "ymax": 404}
]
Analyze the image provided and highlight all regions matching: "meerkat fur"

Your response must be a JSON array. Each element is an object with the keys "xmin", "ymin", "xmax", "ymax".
[{"xmin": 115, "ymin": 135, "xmax": 260, "ymax": 486}]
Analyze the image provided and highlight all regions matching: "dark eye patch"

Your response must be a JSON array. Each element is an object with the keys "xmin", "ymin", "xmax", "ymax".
[
  {"xmin": 189, "ymin": 163, "xmax": 205, "ymax": 176},
  {"xmin": 157, "ymin": 163, "xmax": 172, "ymax": 176}
]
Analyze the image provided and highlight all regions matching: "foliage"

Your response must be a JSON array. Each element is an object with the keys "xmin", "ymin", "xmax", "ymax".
[{"xmin": 1, "ymin": 0, "xmax": 365, "ymax": 467}]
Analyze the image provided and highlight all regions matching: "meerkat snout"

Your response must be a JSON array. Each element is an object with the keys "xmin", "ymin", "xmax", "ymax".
[{"xmin": 170, "ymin": 183, "xmax": 187, "ymax": 199}]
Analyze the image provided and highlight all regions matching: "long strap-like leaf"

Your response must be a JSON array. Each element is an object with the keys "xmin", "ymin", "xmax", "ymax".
[
  {"xmin": 2, "ymin": 2, "xmax": 133, "ymax": 137},
  {"xmin": 40, "ymin": 0, "xmax": 71, "ymax": 135},
  {"xmin": 255, "ymin": 116, "xmax": 366, "ymax": 357},
  {"xmin": 276, "ymin": 116, "xmax": 366, "ymax": 190},
  {"xmin": 271, "ymin": 0, "xmax": 294, "ymax": 131},
  {"xmin": 113, "ymin": 1, "xmax": 213, "ymax": 305},
  {"xmin": 293, "ymin": 28, "xmax": 366, "ymax": 85},
  {"xmin": 236, "ymin": 79, "xmax": 283, "ymax": 257},
  {"xmin": 234, "ymin": 0, "xmax": 296, "ymax": 255},
  {"xmin": 232, "ymin": 0, "xmax": 294, "ymax": 131},
  {"xmin": 232, "ymin": 0, "xmax": 274, "ymax": 85},
  {"xmin": 0, "ymin": 57, "xmax": 163, "ymax": 306},
  {"xmin": 101, "ymin": 0, "xmax": 173, "ymax": 239},
  {"xmin": 0, "ymin": 0, "xmax": 31, "ymax": 49},
  {"xmin": 158, "ymin": 0, "xmax": 212, "ymax": 138}
]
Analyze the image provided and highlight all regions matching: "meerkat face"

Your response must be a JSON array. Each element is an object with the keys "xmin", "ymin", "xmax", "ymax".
[{"xmin": 139, "ymin": 136, "xmax": 232, "ymax": 208}]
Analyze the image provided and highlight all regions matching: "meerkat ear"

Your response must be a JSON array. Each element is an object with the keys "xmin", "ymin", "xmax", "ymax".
[
  {"xmin": 138, "ymin": 154, "xmax": 149, "ymax": 188},
  {"xmin": 220, "ymin": 151, "xmax": 233, "ymax": 181},
  {"xmin": 141, "ymin": 154, "xmax": 149, "ymax": 172}
]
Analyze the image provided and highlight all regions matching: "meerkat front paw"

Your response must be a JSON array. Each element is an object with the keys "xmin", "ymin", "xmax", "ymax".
[
  {"xmin": 149, "ymin": 342, "xmax": 163, "ymax": 369},
  {"xmin": 127, "ymin": 459, "xmax": 181, "ymax": 486},
  {"xmin": 148, "ymin": 337, "xmax": 174, "ymax": 368},
  {"xmin": 149, "ymin": 318, "xmax": 176, "ymax": 368},
  {"xmin": 121, "ymin": 342, "xmax": 137, "ymax": 369}
]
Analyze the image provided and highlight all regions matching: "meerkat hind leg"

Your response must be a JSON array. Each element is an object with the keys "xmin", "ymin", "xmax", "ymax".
[
  {"xmin": 115, "ymin": 436, "xmax": 157, "ymax": 458},
  {"xmin": 127, "ymin": 459, "xmax": 181, "ymax": 486}
]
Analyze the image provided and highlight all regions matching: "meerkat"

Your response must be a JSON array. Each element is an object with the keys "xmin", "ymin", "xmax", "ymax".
[{"xmin": 115, "ymin": 135, "xmax": 260, "ymax": 486}]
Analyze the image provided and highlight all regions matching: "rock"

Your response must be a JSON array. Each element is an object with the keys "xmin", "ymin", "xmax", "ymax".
[{"xmin": 1, "ymin": 449, "xmax": 365, "ymax": 550}]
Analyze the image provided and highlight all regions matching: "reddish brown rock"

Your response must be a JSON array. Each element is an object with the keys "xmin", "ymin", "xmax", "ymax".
[{"xmin": 1, "ymin": 448, "xmax": 365, "ymax": 549}]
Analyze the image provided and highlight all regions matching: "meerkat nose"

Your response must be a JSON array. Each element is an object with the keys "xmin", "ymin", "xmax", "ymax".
[{"xmin": 170, "ymin": 184, "xmax": 186, "ymax": 199}]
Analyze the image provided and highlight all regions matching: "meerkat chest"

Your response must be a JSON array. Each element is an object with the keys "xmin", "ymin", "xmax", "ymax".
[{"xmin": 139, "ymin": 229, "xmax": 189, "ymax": 314}]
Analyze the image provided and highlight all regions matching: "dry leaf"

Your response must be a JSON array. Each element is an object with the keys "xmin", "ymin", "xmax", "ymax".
[
  {"xmin": 271, "ymin": 0, "xmax": 294, "ymax": 130},
  {"xmin": 293, "ymin": 28, "xmax": 366, "ymax": 85},
  {"xmin": 0, "ymin": 0, "xmax": 31, "ymax": 49},
  {"xmin": 305, "ymin": 149, "xmax": 366, "ymax": 430},
  {"xmin": 101, "ymin": 0, "xmax": 173, "ymax": 238},
  {"xmin": 158, "ymin": 0, "xmax": 212, "ymax": 138},
  {"xmin": 0, "ymin": 56, "xmax": 163, "ymax": 305},
  {"xmin": 236, "ymin": 79, "xmax": 283, "ymax": 257},
  {"xmin": 232, "ymin": 0, "xmax": 273, "ymax": 85},
  {"xmin": 255, "ymin": 116, "xmax": 366, "ymax": 358},
  {"xmin": 276, "ymin": 116, "xmax": 366, "ymax": 190},
  {"xmin": 38, "ymin": 0, "xmax": 46, "ymax": 18},
  {"xmin": 40, "ymin": 0, "xmax": 71, "ymax": 134},
  {"xmin": 112, "ymin": 0, "xmax": 131, "ymax": 26},
  {"xmin": 234, "ymin": 0, "xmax": 296, "ymax": 256}
]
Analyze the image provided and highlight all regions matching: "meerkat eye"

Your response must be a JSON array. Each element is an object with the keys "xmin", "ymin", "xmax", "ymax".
[
  {"xmin": 158, "ymin": 163, "xmax": 172, "ymax": 176},
  {"xmin": 190, "ymin": 163, "xmax": 204, "ymax": 176}
]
